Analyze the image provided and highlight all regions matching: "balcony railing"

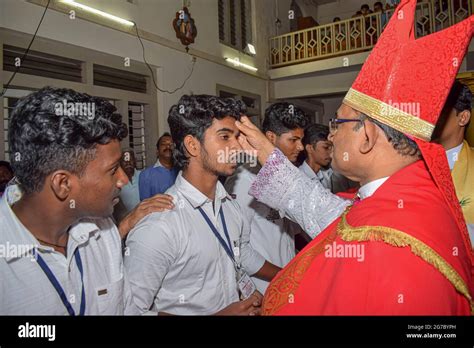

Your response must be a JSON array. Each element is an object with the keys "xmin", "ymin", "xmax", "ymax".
[{"xmin": 269, "ymin": 0, "xmax": 472, "ymax": 68}]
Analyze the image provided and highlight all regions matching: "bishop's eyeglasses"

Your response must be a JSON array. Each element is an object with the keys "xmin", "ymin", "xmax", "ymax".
[{"xmin": 329, "ymin": 117, "xmax": 364, "ymax": 134}]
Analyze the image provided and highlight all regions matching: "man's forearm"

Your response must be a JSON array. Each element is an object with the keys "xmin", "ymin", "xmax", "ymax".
[
  {"xmin": 256, "ymin": 142, "xmax": 275, "ymax": 166},
  {"xmin": 252, "ymin": 260, "xmax": 281, "ymax": 282},
  {"xmin": 249, "ymin": 148, "xmax": 350, "ymax": 238}
]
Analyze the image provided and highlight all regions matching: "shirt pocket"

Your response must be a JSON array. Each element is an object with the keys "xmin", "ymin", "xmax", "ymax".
[{"xmin": 95, "ymin": 276, "xmax": 124, "ymax": 315}]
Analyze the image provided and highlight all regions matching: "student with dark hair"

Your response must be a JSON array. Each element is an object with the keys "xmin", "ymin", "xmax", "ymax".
[
  {"xmin": 432, "ymin": 81, "xmax": 474, "ymax": 244},
  {"xmin": 0, "ymin": 160, "xmax": 13, "ymax": 197},
  {"xmin": 226, "ymin": 102, "xmax": 308, "ymax": 293},
  {"xmin": 260, "ymin": 103, "xmax": 309, "ymax": 162},
  {"xmin": 139, "ymin": 132, "xmax": 178, "ymax": 200},
  {"xmin": 0, "ymin": 87, "xmax": 173, "ymax": 315},
  {"xmin": 125, "ymin": 95, "xmax": 280, "ymax": 315},
  {"xmin": 300, "ymin": 123, "xmax": 357, "ymax": 193}
]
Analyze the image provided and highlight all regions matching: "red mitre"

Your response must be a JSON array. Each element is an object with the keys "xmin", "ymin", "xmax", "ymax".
[{"xmin": 343, "ymin": 0, "xmax": 473, "ymax": 255}]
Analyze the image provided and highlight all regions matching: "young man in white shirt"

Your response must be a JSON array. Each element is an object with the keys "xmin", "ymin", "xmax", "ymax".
[
  {"xmin": 125, "ymin": 95, "xmax": 281, "ymax": 315},
  {"xmin": 225, "ymin": 102, "xmax": 308, "ymax": 293},
  {"xmin": 300, "ymin": 123, "xmax": 357, "ymax": 194},
  {"xmin": 0, "ymin": 87, "xmax": 173, "ymax": 315}
]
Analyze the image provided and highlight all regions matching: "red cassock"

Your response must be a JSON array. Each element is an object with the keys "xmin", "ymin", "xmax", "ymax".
[
  {"xmin": 262, "ymin": 160, "xmax": 473, "ymax": 315},
  {"xmin": 261, "ymin": 0, "xmax": 474, "ymax": 316}
]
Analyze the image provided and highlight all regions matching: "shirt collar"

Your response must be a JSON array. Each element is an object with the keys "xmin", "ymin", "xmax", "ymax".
[
  {"xmin": 68, "ymin": 219, "xmax": 101, "ymax": 244},
  {"xmin": 175, "ymin": 171, "xmax": 231, "ymax": 209},
  {"xmin": 357, "ymin": 176, "xmax": 389, "ymax": 200},
  {"xmin": 0, "ymin": 185, "xmax": 100, "ymax": 262},
  {"xmin": 300, "ymin": 161, "xmax": 318, "ymax": 180},
  {"xmin": 445, "ymin": 142, "xmax": 464, "ymax": 171},
  {"xmin": 154, "ymin": 159, "xmax": 163, "ymax": 168}
]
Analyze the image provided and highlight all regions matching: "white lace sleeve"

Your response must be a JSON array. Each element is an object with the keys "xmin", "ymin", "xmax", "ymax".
[{"xmin": 249, "ymin": 148, "xmax": 351, "ymax": 239}]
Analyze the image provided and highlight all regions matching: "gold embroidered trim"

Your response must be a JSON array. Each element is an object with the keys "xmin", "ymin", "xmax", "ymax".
[
  {"xmin": 343, "ymin": 88, "xmax": 434, "ymax": 141},
  {"xmin": 337, "ymin": 208, "xmax": 473, "ymax": 312},
  {"xmin": 262, "ymin": 228, "xmax": 338, "ymax": 315}
]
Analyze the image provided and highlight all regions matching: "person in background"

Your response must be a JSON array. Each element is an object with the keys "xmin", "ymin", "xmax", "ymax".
[
  {"xmin": 386, "ymin": 0, "xmax": 401, "ymax": 9},
  {"xmin": 300, "ymin": 123, "xmax": 358, "ymax": 194},
  {"xmin": 114, "ymin": 149, "xmax": 141, "ymax": 223},
  {"xmin": 374, "ymin": 1, "xmax": 387, "ymax": 27},
  {"xmin": 360, "ymin": 4, "xmax": 373, "ymax": 15},
  {"xmin": 125, "ymin": 95, "xmax": 280, "ymax": 315},
  {"xmin": 153, "ymin": 132, "xmax": 174, "ymax": 169},
  {"xmin": 432, "ymin": 81, "xmax": 474, "ymax": 244},
  {"xmin": 139, "ymin": 133, "xmax": 178, "ymax": 200},
  {"xmin": 0, "ymin": 161, "xmax": 13, "ymax": 197}
]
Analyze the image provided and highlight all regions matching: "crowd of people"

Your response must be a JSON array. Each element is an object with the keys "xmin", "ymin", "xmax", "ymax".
[{"xmin": 0, "ymin": 78, "xmax": 472, "ymax": 315}]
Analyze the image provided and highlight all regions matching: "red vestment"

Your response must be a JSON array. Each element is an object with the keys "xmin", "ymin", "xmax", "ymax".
[{"xmin": 262, "ymin": 161, "xmax": 473, "ymax": 315}]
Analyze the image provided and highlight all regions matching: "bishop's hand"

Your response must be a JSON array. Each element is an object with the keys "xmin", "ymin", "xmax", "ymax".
[{"xmin": 235, "ymin": 116, "xmax": 275, "ymax": 166}]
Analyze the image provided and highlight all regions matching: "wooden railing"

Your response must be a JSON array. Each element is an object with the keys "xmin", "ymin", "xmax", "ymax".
[{"xmin": 269, "ymin": 0, "xmax": 472, "ymax": 68}]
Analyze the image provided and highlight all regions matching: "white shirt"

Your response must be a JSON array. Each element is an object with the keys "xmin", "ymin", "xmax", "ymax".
[
  {"xmin": 115, "ymin": 169, "xmax": 141, "ymax": 222},
  {"xmin": 299, "ymin": 161, "xmax": 333, "ymax": 189},
  {"xmin": 0, "ymin": 185, "xmax": 136, "ymax": 315},
  {"xmin": 120, "ymin": 169, "xmax": 141, "ymax": 210},
  {"xmin": 358, "ymin": 177, "xmax": 390, "ymax": 200},
  {"xmin": 299, "ymin": 161, "xmax": 357, "ymax": 194},
  {"xmin": 225, "ymin": 164, "xmax": 300, "ymax": 294},
  {"xmin": 124, "ymin": 172, "xmax": 265, "ymax": 315}
]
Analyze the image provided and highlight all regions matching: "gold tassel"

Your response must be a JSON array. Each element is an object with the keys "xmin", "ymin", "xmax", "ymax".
[{"xmin": 337, "ymin": 208, "xmax": 473, "ymax": 313}]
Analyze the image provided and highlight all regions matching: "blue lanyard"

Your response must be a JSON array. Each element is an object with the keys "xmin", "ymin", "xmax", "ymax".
[
  {"xmin": 34, "ymin": 247, "xmax": 86, "ymax": 316},
  {"xmin": 197, "ymin": 207, "xmax": 236, "ymax": 263}
]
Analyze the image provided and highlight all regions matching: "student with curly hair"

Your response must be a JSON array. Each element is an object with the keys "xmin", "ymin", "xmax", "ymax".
[
  {"xmin": 0, "ymin": 87, "xmax": 173, "ymax": 315},
  {"xmin": 125, "ymin": 94, "xmax": 280, "ymax": 315},
  {"xmin": 225, "ymin": 102, "xmax": 309, "ymax": 294}
]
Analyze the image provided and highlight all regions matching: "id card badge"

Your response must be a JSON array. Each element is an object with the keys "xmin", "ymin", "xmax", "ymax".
[{"xmin": 237, "ymin": 271, "xmax": 257, "ymax": 300}]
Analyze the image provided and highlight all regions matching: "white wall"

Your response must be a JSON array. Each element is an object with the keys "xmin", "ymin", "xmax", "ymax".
[
  {"xmin": 295, "ymin": 0, "xmax": 319, "ymax": 22},
  {"xmin": 317, "ymin": 94, "xmax": 344, "ymax": 124}
]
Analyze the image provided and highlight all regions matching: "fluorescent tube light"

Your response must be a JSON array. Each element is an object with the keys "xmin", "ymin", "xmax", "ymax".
[
  {"xmin": 61, "ymin": 0, "xmax": 135, "ymax": 26},
  {"xmin": 225, "ymin": 57, "xmax": 258, "ymax": 72}
]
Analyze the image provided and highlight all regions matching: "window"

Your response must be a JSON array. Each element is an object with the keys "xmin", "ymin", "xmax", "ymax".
[
  {"xmin": 2, "ymin": 98, "xmax": 17, "ymax": 162},
  {"xmin": 2, "ymin": 89, "xmax": 34, "ymax": 161},
  {"xmin": 3, "ymin": 45, "xmax": 83, "ymax": 83},
  {"xmin": 128, "ymin": 103, "xmax": 147, "ymax": 170},
  {"xmin": 93, "ymin": 64, "xmax": 147, "ymax": 93},
  {"xmin": 218, "ymin": 0, "xmax": 253, "ymax": 52},
  {"xmin": 1, "ymin": 31, "xmax": 158, "ymax": 165}
]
